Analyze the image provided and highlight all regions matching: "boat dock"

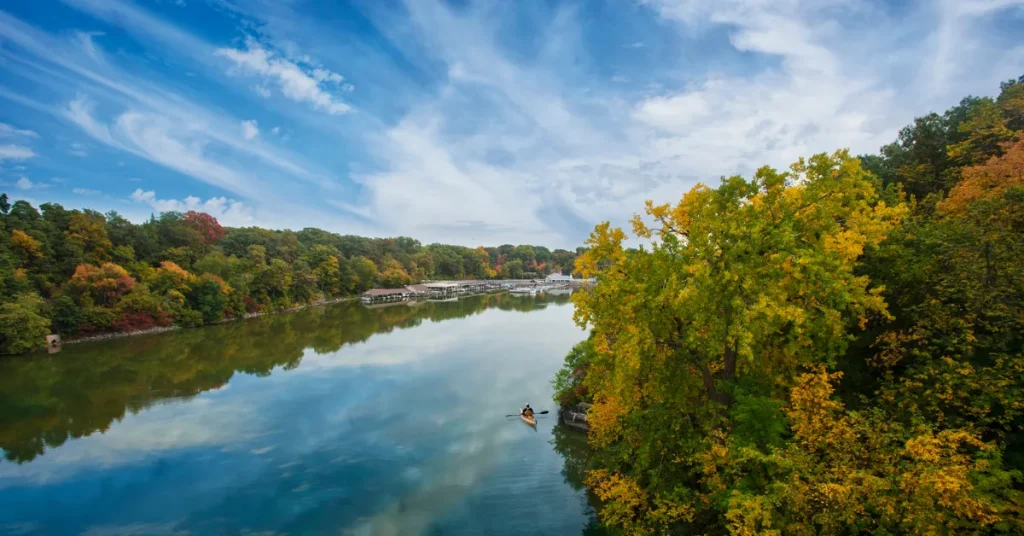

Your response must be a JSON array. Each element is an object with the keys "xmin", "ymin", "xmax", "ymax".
[{"xmin": 359, "ymin": 279, "xmax": 582, "ymax": 304}]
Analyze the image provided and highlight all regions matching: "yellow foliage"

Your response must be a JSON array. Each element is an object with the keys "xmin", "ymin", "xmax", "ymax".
[{"xmin": 9, "ymin": 229, "xmax": 43, "ymax": 263}]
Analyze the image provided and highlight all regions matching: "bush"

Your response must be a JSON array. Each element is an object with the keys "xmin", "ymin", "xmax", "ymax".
[
  {"xmin": 0, "ymin": 294, "xmax": 51, "ymax": 354},
  {"xmin": 50, "ymin": 294, "xmax": 84, "ymax": 337},
  {"xmin": 551, "ymin": 338, "xmax": 596, "ymax": 407},
  {"xmin": 173, "ymin": 307, "xmax": 204, "ymax": 328},
  {"xmin": 112, "ymin": 312, "xmax": 156, "ymax": 332},
  {"xmin": 81, "ymin": 306, "xmax": 116, "ymax": 333}
]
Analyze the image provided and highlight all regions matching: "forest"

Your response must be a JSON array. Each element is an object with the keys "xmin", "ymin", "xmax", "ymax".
[
  {"xmin": 554, "ymin": 75, "xmax": 1024, "ymax": 534},
  {"xmin": 0, "ymin": 199, "xmax": 579, "ymax": 354}
]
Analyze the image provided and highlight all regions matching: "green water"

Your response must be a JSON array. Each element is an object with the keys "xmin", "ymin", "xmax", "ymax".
[{"xmin": 0, "ymin": 292, "xmax": 603, "ymax": 535}]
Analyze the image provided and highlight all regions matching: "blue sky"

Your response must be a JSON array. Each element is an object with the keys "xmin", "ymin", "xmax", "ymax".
[{"xmin": 0, "ymin": 0, "xmax": 1022, "ymax": 248}]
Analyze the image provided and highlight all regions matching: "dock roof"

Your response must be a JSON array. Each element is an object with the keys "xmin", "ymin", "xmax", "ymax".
[{"xmin": 362, "ymin": 288, "xmax": 410, "ymax": 297}]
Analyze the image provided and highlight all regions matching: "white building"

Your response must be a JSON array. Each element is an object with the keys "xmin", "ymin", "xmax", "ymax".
[{"xmin": 545, "ymin": 273, "xmax": 573, "ymax": 283}]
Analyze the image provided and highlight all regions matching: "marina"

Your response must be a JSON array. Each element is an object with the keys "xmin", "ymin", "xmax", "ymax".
[{"xmin": 359, "ymin": 275, "xmax": 593, "ymax": 305}]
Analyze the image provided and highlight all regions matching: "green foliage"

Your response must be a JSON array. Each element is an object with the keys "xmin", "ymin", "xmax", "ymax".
[
  {"xmin": 0, "ymin": 294, "xmax": 50, "ymax": 354},
  {"xmin": 50, "ymin": 295, "xmax": 83, "ymax": 337},
  {"xmin": 552, "ymin": 338, "xmax": 596, "ymax": 407},
  {"xmin": 174, "ymin": 307, "xmax": 204, "ymax": 328}
]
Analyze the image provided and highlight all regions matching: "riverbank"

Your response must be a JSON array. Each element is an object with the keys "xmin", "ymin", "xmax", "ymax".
[{"xmin": 62, "ymin": 296, "xmax": 357, "ymax": 346}]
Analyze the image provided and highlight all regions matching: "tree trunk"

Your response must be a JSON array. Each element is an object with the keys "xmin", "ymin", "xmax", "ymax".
[{"xmin": 701, "ymin": 364, "xmax": 732, "ymax": 406}]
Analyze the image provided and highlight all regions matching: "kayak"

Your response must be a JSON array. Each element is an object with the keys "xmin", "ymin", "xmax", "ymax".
[{"xmin": 521, "ymin": 414, "xmax": 537, "ymax": 427}]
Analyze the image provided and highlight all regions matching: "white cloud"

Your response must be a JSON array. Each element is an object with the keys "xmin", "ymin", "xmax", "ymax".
[
  {"xmin": 242, "ymin": 119, "xmax": 259, "ymax": 140},
  {"xmin": 75, "ymin": 30, "xmax": 104, "ymax": 60},
  {"xmin": 16, "ymin": 177, "xmax": 34, "ymax": 190},
  {"xmin": 0, "ymin": 144, "xmax": 36, "ymax": 160},
  {"xmin": 271, "ymin": 126, "xmax": 280, "ymax": 135},
  {"xmin": 73, "ymin": 187, "xmax": 100, "ymax": 195},
  {"xmin": 215, "ymin": 37, "xmax": 352, "ymax": 114},
  {"xmin": 0, "ymin": 123, "xmax": 38, "ymax": 138},
  {"xmin": 65, "ymin": 96, "xmax": 262, "ymax": 198},
  {"xmin": 252, "ymin": 83, "xmax": 271, "ymax": 98},
  {"xmin": 130, "ymin": 188, "xmax": 255, "ymax": 226},
  {"xmin": 129, "ymin": 177, "xmax": 143, "ymax": 182},
  {"xmin": 69, "ymin": 141, "xmax": 89, "ymax": 157},
  {"xmin": 311, "ymin": 67, "xmax": 343, "ymax": 84}
]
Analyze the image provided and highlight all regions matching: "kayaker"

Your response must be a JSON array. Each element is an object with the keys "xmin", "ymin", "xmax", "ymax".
[{"xmin": 520, "ymin": 403, "xmax": 534, "ymax": 418}]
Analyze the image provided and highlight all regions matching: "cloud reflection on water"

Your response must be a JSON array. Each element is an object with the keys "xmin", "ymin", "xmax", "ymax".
[{"xmin": 0, "ymin": 294, "xmax": 591, "ymax": 534}]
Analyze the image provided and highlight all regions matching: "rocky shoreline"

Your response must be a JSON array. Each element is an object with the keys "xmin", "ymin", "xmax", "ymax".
[{"xmin": 559, "ymin": 402, "xmax": 592, "ymax": 433}]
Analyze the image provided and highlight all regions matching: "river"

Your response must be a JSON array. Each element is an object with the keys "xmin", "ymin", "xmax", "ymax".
[{"xmin": 0, "ymin": 292, "xmax": 604, "ymax": 535}]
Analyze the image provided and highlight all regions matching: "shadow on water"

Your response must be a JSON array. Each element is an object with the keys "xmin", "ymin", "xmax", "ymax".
[
  {"xmin": 550, "ymin": 423, "xmax": 608, "ymax": 535},
  {"xmin": 0, "ymin": 292, "xmax": 570, "ymax": 465}
]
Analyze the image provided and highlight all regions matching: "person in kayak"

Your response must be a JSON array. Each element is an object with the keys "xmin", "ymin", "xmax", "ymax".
[{"xmin": 520, "ymin": 403, "xmax": 534, "ymax": 418}]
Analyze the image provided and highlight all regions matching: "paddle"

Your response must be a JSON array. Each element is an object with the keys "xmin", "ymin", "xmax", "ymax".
[{"xmin": 505, "ymin": 410, "xmax": 550, "ymax": 417}]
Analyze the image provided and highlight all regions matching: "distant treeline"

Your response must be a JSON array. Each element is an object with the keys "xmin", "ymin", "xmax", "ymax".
[{"xmin": 0, "ymin": 199, "xmax": 581, "ymax": 353}]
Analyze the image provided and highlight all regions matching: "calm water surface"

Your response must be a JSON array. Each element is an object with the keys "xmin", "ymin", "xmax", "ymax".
[{"xmin": 0, "ymin": 292, "xmax": 602, "ymax": 535}]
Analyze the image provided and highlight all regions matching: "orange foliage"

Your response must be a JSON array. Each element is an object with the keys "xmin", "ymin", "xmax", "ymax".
[
  {"xmin": 9, "ymin": 229, "xmax": 43, "ymax": 263},
  {"xmin": 941, "ymin": 138, "xmax": 1024, "ymax": 216},
  {"xmin": 69, "ymin": 263, "xmax": 136, "ymax": 306}
]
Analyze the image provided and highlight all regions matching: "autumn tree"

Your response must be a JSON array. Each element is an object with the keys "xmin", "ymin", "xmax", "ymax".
[
  {"xmin": 377, "ymin": 256, "xmax": 413, "ymax": 288},
  {"xmin": 570, "ymin": 151, "xmax": 906, "ymax": 533},
  {"xmin": 67, "ymin": 263, "xmax": 137, "ymax": 307},
  {"xmin": 9, "ymin": 229, "xmax": 43, "ymax": 266},
  {"xmin": 64, "ymin": 210, "xmax": 112, "ymax": 264},
  {"xmin": 183, "ymin": 211, "xmax": 226, "ymax": 245}
]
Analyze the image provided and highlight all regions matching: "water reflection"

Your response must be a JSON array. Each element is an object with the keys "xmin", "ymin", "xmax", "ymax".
[
  {"xmin": 0, "ymin": 292, "xmax": 597, "ymax": 535},
  {"xmin": 0, "ymin": 292, "xmax": 569, "ymax": 464}
]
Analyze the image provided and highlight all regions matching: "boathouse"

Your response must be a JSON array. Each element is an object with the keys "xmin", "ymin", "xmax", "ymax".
[{"xmin": 360, "ymin": 288, "xmax": 412, "ymax": 304}]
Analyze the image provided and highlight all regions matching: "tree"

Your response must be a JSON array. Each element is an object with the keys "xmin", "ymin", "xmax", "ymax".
[
  {"xmin": 51, "ymin": 294, "xmax": 84, "ymax": 337},
  {"xmin": 552, "ymin": 338, "xmax": 596, "ymax": 407},
  {"xmin": 377, "ymin": 257, "xmax": 412, "ymax": 288},
  {"xmin": 571, "ymin": 151, "xmax": 906, "ymax": 532},
  {"xmin": 189, "ymin": 273, "xmax": 231, "ymax": 323},
  {"xmin": 0, "ymin": 294, "xmax": 51, "ymax": 354},
  {"xmin": 64, "ymin": 210, "xmax": 112, "ymax": 264},
  {"xmin": 9, "ymin": 229, "xmax": 43, "ymax": 266},
  {"xmin": 67, "ymin": 263, "xmax": 137, "ymax": 307},
  {"xmin": 147, "ymin": 261, "xmax": 193, "ymax": 296},
  {"xmin": 0, "ymin": 193, "xmax": 10, "ymax": 215},
  {"xmin": 502, "ymin": 259, "xmax": 524, "ymax": 279},
  {"xmin": 183, "ymin": 211, "xmax": 226, "ymax": 245},
  {"xmin": 350, "ymin": 256, "xmax": 377, "ymax": 292},
  {"xmin": 303, "ymin": 245, "xmax": 346, "ymax": 295}
]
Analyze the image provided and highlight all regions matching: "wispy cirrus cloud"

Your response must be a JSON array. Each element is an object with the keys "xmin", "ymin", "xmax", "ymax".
[
  {"xmin": 64, "ymin": 96, "xmax": 263, "ymax": 198},
  {"xmin": 0, "ymin": 7, "xmax": 353, "ymax": 222},
  {"xmin": 0, "ymin": 122, "xmax": 38, "ymax": 138},
  {"xmin": 0, "ymin": 145, "xmax": 36, "ymax": 161}
]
